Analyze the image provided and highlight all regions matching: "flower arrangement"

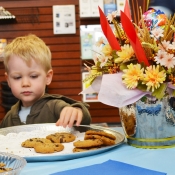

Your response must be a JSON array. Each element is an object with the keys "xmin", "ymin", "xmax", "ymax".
[{"xmin": 81, "ymin": 5, "xmax": 175, "ymax": 108}]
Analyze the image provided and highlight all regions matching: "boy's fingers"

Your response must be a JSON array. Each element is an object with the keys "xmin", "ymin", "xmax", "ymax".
[
  {"xmin": 68, "ymin": 109, "xmax": 78, "ymax": 127},
  {"xmin": 75, "ymin": 110, "xmax": 82, "ymax": 126},
  {"xmin": 56, "ymin": 107, "xmax": 83, "ymax": 127}
]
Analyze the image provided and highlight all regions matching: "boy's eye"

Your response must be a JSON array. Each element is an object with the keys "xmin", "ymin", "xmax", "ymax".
[
  {"xmin": 31, "ymin": 75, "xmax": 38, "ymax": 78},
  {"xmin": 13, "ymin": 77, "xmax": 21, "ymax": 80}
]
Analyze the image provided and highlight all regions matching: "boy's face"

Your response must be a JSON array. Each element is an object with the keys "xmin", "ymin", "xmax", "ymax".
[{"xmin": 5, "ymin": 55, "xmax": 53, "ymax": 107}]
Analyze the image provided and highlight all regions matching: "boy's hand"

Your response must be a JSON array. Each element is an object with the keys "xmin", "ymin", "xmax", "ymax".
[{"xmin": 56, "ymin": 106, "xmax": 83, "ymax": 128}]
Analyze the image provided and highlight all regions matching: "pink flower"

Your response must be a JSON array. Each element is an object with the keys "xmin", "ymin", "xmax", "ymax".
[
  {"xmin": 154, "ymin": 50, "xmax": 167, "ymax": 65},
  {"xmin": 106, "ymin": 11, "xmax": 118, "ymax": 23},
  {"xmin": 161, "ymin": 53, "xmax": 175, "ymax": 69},
  {"xmin": 150, "ymin": 28, "xmax": 164, "ymax": 40},
  {"xmin": 158, "ymin": 40, "xmax": 170, "ymax": 51}
]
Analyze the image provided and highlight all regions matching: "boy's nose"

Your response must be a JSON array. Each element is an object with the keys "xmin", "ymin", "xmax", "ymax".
[{"xmin": 22, "ymin": 78, "xmax": 30, "ymax": 87}]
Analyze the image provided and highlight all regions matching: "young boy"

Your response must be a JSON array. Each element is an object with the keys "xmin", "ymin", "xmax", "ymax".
[{"xmin": 0, "ymin": 34, "xmax": 91, "ymax": 128}]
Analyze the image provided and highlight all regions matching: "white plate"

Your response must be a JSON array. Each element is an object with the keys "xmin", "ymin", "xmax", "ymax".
[{"xmin": 0, "ymin": 124, "xmax": 125, "ymax": 162}]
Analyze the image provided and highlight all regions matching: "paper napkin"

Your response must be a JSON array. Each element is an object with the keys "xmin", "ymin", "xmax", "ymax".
[{"xmin": 50, "ymin": 160, "xmax": 166, "ymax": 175}]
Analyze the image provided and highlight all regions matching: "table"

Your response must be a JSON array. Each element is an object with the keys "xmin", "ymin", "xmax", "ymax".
[{"xmin": 20, "ymin": 127, "xmax": 174, "ymax": 175}]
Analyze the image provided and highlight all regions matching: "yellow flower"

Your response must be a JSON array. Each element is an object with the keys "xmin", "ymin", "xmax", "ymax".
[
  {"xmin": 116, "ymin": 44, "xmax": 134, "ymax": 63},
  {"xmin": 143, "ymin": 65, "xmax": 166, "ymax": 92},
  {"xmin": 122, "ymin": 63, "xmax": 144, "ymax": 89},
  {"xmin": 82, "ymin": 9, "xmax": 175, "ymax": 100},
  {"xmin": 102, "ymin": 44, "xmax": 112, "ymax": 56}
]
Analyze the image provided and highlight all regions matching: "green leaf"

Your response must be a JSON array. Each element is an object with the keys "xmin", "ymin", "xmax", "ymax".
[
  {"xmin": 111, "ymin": 50, "xmax": 118, "ymax": 56},
  {"xmin": 137, "ymin": 83, "xmax": 147, "ymax": 91},
  {"xmin": 152, "ymin": 83, "xmax": 167, "ymax": 99},
  {"xmin": 96, "ymin": 62, "xmax": 101, "ymax": 67},
  {"xmin": 172, "ymin": 90, "xmax": 175, "ymax": 96},
  {"xmin": 120, "ymin": 63, "xmax": 128, "ymax": 71},
  {"xmin": 83, "ymin": 72, "xmax": 102, "ymax": 88}
]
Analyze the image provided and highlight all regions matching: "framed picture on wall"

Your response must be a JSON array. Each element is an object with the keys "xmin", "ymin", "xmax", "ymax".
[
  {"xmin": 82, "ymin": 72, "xmax": 99, "ymax": 102},
  {"xmin": 52, "ymin": 5, "xmax": 76, "ymax": 34}
]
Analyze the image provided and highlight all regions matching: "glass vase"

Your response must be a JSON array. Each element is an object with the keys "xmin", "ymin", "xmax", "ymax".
[{"xmin": 119, "ymin": 95, "xmax": 175, "ymax": 148}]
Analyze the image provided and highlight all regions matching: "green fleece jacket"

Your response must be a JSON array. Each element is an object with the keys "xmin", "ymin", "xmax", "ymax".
[{"xmin": 0, "ymin": 94, "xmax": 91, "ymax": 128}]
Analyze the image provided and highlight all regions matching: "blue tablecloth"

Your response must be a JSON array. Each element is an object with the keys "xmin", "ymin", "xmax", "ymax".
[
  {"xmin": 20, "ymin": 127, "xmax": 174, "ymax": 175},
  {"xmin": 50, "ymin": 160, "xmax": 166, "ymax": 175}
]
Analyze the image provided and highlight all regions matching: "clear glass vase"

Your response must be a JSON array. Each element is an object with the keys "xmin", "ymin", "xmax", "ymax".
[{"xmin": 119, "ymin": 95, "xmax": 175, "ymax": 148}]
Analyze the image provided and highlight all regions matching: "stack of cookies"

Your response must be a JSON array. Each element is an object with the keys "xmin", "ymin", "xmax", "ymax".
[
  {"xmin": 21, "ymin": 130, "xmax": 116, "ymax": 154},
  {"xmin": 73, "ymin": 130, "xmax": 116, "ymax": 153}
]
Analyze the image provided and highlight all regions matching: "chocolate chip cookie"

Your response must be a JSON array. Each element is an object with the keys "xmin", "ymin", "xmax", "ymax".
[
  {"xmin": 73, "ymin": 139, "xmax": 103, "ymax": 148},
  {"xmin": 85, "ymin": 130, "xmax": 116, "ymax": 140},
  {"xmin": 73, "ymin": 147, "xmax": 100, "ymax": 153},
  {"xmin": 34, "ymin": 142, "xmax": 64, "ymax": 154},
  {"xmin": 84, "ymin": 134, "xmax": 115, "ymax": 146},
  {"xmin": 21, "ymin": 138, "xmax": 52, "ymax": 148},
  {"xmin": 46, "ymin": 132, "xmax": 76, "ymax": 143}
]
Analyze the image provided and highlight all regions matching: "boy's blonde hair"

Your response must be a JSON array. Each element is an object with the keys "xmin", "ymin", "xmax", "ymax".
[{"xmin": 3, "ymin": 34, "xmax": 52, "ymax": 72}]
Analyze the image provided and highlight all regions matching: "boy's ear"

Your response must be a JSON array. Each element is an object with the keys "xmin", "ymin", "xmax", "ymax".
[
  {"xmin": 4, "ymin": 72, "xmax": 11, "ymax": 88},
  {"xmin": 46, "ymin": 69, "xmax": 53, "ymax": 85}
]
